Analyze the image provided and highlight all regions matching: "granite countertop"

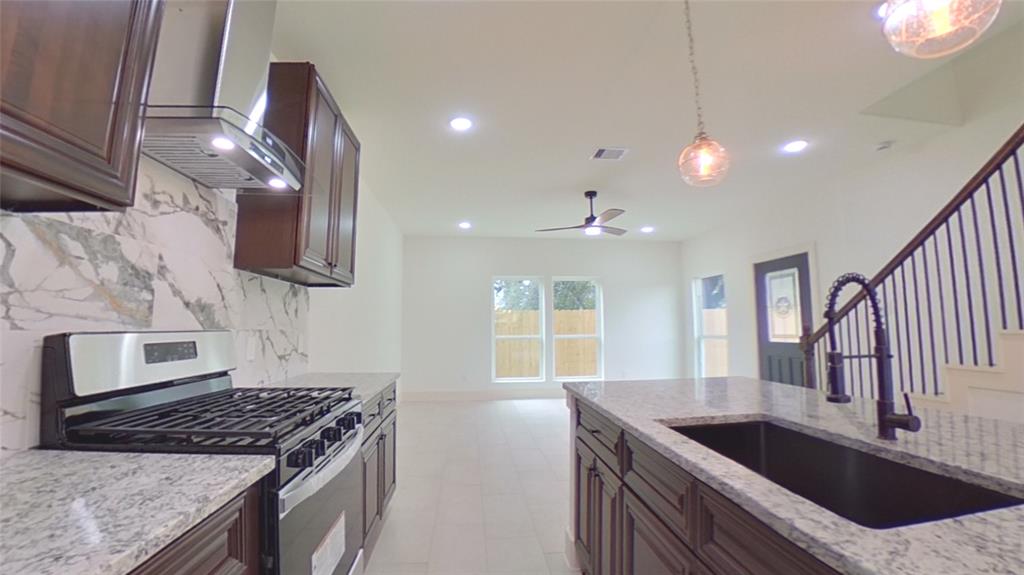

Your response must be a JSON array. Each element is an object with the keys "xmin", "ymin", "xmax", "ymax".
[
  {"xmin": 563, "ymin": 377, "xmax": 1024, "ymax": 575},
  {"xmin": 0, "ymin": 450, "xmax": 274, "ymax": 575},
  {"xmin": 281, "ymin": 371, "xmax": 399, "ymax": 400}
]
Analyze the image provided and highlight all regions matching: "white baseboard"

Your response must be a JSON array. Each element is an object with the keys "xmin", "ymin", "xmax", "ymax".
[{"xmin": 399, "ymin": 387, "xmax": 567, "ymax": 402}]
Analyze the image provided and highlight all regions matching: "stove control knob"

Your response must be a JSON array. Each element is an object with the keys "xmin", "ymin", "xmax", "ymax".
[
  {"xmin": 304, "ymin": 438, "xmax": 326, "ymax": 458},
  {"xmin": 321, "ymin": 426, "xmax": 345, "ymax": 442},
  {"xmin": 339, "ymin": 412, "xmax": 361, "ymax": 431},
  {"xmin": 287, "ymin": 447, "xmax": 314, "ymax": 469}
]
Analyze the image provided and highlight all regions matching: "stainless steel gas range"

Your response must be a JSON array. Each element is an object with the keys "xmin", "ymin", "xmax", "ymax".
[{"xmin": 39, "ymin": 330, "xmax": 364, "ymax": 575}]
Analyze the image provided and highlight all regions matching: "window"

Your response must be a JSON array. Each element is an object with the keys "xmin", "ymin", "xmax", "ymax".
[
  {"xmin": 493, "ymin": 278, "xmax": 544, "ymax": 380},
  {"xmin": 694, "ymin": 275, "xmax": 728, "ymax": 377},
  {"xmin": 553, "ymin": 279, "xmax": 603, "ymax": 380}
]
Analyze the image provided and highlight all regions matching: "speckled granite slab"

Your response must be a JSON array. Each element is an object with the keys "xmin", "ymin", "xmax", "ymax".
[
  {"xmin": 563, "ymin": 377, "xmax": 1024, "ymax": 575},
  {"xmin": 280, "ymin": 371, "xmax": 399, "ymax": 400},
  {"xmin": 0, "ymin": 450, "xmax": 274, "ymax": 575}
]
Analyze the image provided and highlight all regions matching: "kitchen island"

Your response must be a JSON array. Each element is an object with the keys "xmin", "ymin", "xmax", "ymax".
[{"xmin": 563, "ymin": 377, "xmax": 1023, "ymax": 575}]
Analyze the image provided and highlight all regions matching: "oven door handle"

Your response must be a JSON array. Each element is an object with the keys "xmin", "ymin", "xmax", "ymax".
[{"xmin": 279, "ymin": 424, "xmax": 364, "ymax": 519}]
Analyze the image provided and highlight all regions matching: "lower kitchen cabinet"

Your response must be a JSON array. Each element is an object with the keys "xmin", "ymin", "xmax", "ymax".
[
  {"xmin": 362, "ymin": 381, "xmax": 398, "ymax": 559},
  {"xmin": 572, "ymin": 403, "xmax": 839, "ymax": 575},
  {"xmin": 130, "ymin": 484, "xmax": 260, "ymax": 575}
]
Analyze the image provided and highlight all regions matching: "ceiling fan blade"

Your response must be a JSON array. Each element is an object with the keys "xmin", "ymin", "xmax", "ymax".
[
  {"xmin": 536, "ymin": 224, "xmax": 587, "ymax": 232},
  {"xmin": 594, "ymin": 208, "xmax": 625, "ymax": 225},
  {"xmin": 598, "ymin": 226, "xmax": 627, "ymax": 236}
]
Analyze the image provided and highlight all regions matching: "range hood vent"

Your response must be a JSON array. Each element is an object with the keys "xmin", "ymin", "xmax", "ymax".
[
  {"xmin": 143, "ymin": 106, "xmax": 302, "ymax": 192},
  {"xmin": 142, "ymin": 0, "xmax": 302, "ymax": 193}
]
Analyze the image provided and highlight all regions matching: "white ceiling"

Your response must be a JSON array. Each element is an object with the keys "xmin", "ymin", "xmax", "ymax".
[{"xmin": 272, "ymin": 1, "xmax": 1024, "ymax": 241}]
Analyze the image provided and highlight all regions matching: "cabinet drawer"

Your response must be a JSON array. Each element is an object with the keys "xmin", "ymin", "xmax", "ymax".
[
  {"xmin": 577, "ymin": 403, "xmax": 622, "ymax": 471},
  {"xmin": 362, "ymin": 392, "xmax": 383, "ymax": 437},
  {"xmin": 695, "ymin": 484, "xmax": 839, "ymax": 575},
  {"xmin": 623, "ymin": 433, "xmax": 697, "ymax": 546},
  {"xmin": 130, "ymin": 484, "xmax": 260, "ymax": 575},
  {"xmin": 381, "ymin": 382, "xmax": 397, "ymax": 419}
]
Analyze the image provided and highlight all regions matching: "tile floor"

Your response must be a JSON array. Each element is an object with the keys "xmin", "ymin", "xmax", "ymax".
[{"xmin": 365, "ymin": 399, "xmax": 581, "ymax": 575}]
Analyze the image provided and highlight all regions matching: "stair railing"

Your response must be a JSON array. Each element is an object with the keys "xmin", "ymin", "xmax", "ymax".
[{"xmin": 801, "ymin": 124, "xmax": 1024, "ymax": 398}]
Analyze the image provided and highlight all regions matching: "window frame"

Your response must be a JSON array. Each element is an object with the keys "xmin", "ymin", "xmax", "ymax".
[
  {"xmin": 491, "ymin": 276, "xmax": 546, "ymax": 382},
  {"xmin": 551, "ymin": 276, "xmax": 604, "ymax": 382},
  {"xmin": 693, "ymin": 274, "xmax": 728, "ymax": 378}
]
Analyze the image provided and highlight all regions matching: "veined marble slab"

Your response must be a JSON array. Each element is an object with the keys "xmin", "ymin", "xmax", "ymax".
[
  {"xmin": 563, "ymin": 377, "xmax": 1024, "ymax": 575},
  {"xmin": 0, "ymin": 450, "xmax": 274, "ymax": 575},
  {"xmin": 278, "ymin": 371, "xmax": 400, "ymax": 400},
  {"xmin": 0, "ymin": 158, "xmax": 310, "ymax": 452}
]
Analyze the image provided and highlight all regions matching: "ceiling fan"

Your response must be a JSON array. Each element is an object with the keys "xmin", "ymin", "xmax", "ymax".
[{"xmin": 536, "ymin": 190, "xmax": 626, "ymax": 236}]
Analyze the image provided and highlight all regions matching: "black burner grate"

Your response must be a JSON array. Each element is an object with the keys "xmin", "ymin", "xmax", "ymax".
[{"xmin": 67, "ymin": 387, "xmax": 353, "ymax": 447}]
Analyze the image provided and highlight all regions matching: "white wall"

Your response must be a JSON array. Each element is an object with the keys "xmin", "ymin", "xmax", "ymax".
[
  {"xmin": 401, "ymin": 236, "xmax": 683, "ymax": 399},
  {"xmin": 308, "ymin": 184, "xmax": 403, "ymax": 372},
  {"xmin": 679, "ymin": 83, "xmax": 1024, "ymax": 379}
]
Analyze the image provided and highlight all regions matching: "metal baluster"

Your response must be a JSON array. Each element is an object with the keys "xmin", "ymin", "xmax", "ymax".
[
  {"xmin": 985, "ymin": 180, "xmax": 1008, "ymax": 330},
  {"xmin": 945, "ymin": 221, "xmax": 965, "ymax": 364},
  {"xmin": 889, "ymin": 277, "xmax": 905, "ymax": 392},
  {"xmin": 970, "ymin": 194, "xmax": 994, "ymax": 366},
  {"xmin": 1002, "ymin": 161, "xmax": 1023, "ymax": 329},
  {"xmin": 957, "ymin": 209, "xmax": 979, "ymax": 365},
  {"xmin": 900, "ymin": 263, "xmax": 914, "ymax": 392},
  {"xmin": 864, "ymin": 304, "xmax": 875, "ymax": 394},
  {"xmin": 911, "ymin": 252, "xmax": 927, "ymax": 394},
  {"xmin": 853, "ymin": 300, "xmax": 865, "ymax": 397},
  {"xmin": 933, "ymin": 236, "xmax": 950, "ymax": 371},
  {"xmin": 921, "ymin": 241, "xmax": 939, "ymax": 394}
]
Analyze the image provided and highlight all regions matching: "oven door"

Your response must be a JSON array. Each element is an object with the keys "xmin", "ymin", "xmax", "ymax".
[{"xmin": 278, "ymin": 426, "xmax": 365, "ymax": 575}]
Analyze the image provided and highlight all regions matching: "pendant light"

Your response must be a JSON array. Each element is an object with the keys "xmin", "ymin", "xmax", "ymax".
[
  {"xmin": 882, "ymin": 0, "xmax": 1002, "ymax": 59},
  {"xmin": 678, "ymin": 0, "xmax": 729, "ymax": 188}
]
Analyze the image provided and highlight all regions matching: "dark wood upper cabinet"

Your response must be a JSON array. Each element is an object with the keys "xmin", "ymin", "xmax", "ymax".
[
  {"xmin": 0, "ymin": 0, "xmax": 164, "ymax": 211},
  {"xmin": 234, "ymin": 62, "xmax": 360, "ymax": 287}
]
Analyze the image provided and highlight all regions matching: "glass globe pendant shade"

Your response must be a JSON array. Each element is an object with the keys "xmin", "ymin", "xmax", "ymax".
[
  {"xmin": 678, "ymin": 133, "xmax": 730, "ymax": 187},
  {"xmin": 883, "ymin": 0, "xmax": 1002, "ymax": 59}
]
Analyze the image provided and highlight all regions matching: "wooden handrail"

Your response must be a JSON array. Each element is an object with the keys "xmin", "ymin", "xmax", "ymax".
[{"xmin": 803, "ymin": 122, "xmax": 1024, "ymax": 348}]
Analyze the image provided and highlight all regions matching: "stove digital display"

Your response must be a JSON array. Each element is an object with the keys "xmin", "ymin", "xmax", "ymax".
[{"xmin": 143, "ymin": 341, "xmax": 198, "ymax": 364}]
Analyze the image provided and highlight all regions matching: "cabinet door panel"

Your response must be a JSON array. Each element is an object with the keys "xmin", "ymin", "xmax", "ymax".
[
  {"xmin": 0, "ymin": 0, "xmax": 163, "ymax": 210},
  {"xmin": 593, "ymin": 458, "xmax": 621, "ymax": 575},
  {"xmin": 363, "ymin": 436, "xmax": 381, "ymax": 541},
  {"xmin": 330, "ymin": 124, "xmax": 359, "ymax": 284},
  {"xmin": 574, "ymin": 439, "xmax": 596, "ymax": 573},
  {"xmin": 382, "ymin": 413, "xmax": 397, "ymax": 509},
  {"xmin": 622, "ymin": 489, "xmax": 704, "ymax": 575},
  {"xmin": 300, "ymin": 85, "xmax": 336, "ymax": 274}
]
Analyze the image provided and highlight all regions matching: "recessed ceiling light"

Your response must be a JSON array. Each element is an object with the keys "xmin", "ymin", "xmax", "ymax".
[
  {"xmin": 268, "ymin": 177, "xmax": 287, "ymax": 189},
  {"xmin": 782, "ymin": 140, "xmax": 809, "ymax": 154},
  {"xmin": 458, "ymin": 221, "xmax": 472, "ymax": 230},
  {"xmin": 211, "ymin": 136, "xmax": 235, "ymax": 151},
  {"xmin": 640, "ymin": 226, "xmax": 655, "ymax": 234},
  {"xmin": 584, "ymin": 226, "xmax": 602, "ymax": 236},
  {"xmin": 449, "ymin": 117, "xmax": 473, "ymax": 132}
]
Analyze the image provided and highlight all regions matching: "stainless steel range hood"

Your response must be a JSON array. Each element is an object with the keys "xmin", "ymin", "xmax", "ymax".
[{"xmin": 143, "ymin": 0, "xmax": 302, "ymax": 193}]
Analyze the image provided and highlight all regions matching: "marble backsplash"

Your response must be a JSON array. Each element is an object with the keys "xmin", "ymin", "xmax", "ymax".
[{"xmin": 0, "ymin": 158, "xmax": 309, "ymax": 452}]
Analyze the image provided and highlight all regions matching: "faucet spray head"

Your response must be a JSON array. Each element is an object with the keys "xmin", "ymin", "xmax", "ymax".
[{"xmin": 825, "ymin": 350, "xmax": 852, "ymax": 403}]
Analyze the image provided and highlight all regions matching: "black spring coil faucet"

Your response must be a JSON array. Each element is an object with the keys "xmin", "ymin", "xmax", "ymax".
[{"xmin": 824, "ymin": 273, "xmax": 922, "ymax": 440}]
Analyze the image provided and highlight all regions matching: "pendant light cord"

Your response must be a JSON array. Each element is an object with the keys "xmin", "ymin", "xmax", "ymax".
[{"xmin": 683, "ymin": 0, "xmax": 705, "ymax": 136}]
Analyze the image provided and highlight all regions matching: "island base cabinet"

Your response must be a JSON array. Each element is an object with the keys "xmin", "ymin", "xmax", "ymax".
[
  {"xmin": 130, "ymin": 484, "xmax": 260, "ymax": 575},
  {"xmin": 572, "ymin": 421, "xmax": 840, "ymax": 575}
]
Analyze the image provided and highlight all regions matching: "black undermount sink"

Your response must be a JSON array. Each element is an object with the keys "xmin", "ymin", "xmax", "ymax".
[{"xmin": 671, "ymin": 421, "xmax": 1023, "ymax": 529}]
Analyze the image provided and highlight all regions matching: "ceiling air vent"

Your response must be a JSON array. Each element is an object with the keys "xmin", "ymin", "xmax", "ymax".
[{"xmin": 591, "ymin": 147, "xmax": 628, "ymax": 161}]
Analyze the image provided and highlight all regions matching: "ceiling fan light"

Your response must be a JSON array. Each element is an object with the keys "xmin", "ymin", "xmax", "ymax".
[
  {"xmin": 678, "ymin": 133, "xmax": 730, "ymax": 187},
  {"xmin": 882, "ymin": 0, "xmax": 1002, "ymax": 59},
  {"xmin": 584, "ymin": 226, "xmax": 602, "ymax": 236}
]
